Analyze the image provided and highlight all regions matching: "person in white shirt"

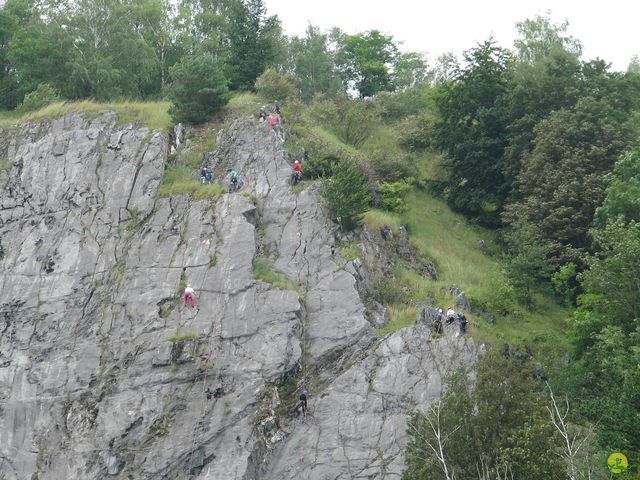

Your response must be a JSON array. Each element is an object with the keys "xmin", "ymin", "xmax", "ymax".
[
  {"xmin": 183, "ymin": 284, "xmax": 196, "ymax": 308},
  {"xmin": 446, "ymin": 307, "xmax": 456, "ymax": 324}
]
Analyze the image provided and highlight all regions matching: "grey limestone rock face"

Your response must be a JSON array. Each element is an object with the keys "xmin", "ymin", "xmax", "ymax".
[{"xmin": 0, "ymin": 113, "xmax": 475, "ymax": 479}]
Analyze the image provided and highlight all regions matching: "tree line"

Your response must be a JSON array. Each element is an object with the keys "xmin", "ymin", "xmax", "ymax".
[{"xmin": 0, "ymin": 0, "xmax": 427, "ymax": 117}]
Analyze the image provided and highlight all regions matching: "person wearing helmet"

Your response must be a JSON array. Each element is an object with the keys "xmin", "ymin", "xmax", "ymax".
[
  {"xmin": 183, "ymin": 283, "xmax": 196, "ymax": 308},
  {"xmin": 259, "ymin": 106, "xmax": 267, "ymax": 122},
  {"xmin": 229, "ymin": 169, "xmax": 239, "ymax": 192},
  {"xmin": 298, "ymin": 388, "xmax": 308, "ymax": 416},
  {"xmin": 291, "ymin": 160, "xmax": 303, "ymax": 186}
]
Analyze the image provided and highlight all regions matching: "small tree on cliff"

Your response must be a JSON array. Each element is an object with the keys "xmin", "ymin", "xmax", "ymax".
[
  {"xmin": 323, "ymin": 161, "xmax": 371, "ymax": 230},
  {"xmin": 166, "ymin": 54, "xmax": 229, "ymax": 125}
]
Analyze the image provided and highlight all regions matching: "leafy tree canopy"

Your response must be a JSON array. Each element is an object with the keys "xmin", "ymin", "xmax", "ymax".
[
  {"xmin": 337, "ymin": 30, "xmax": 397, "ymax": 97},
  {"xmin": 434, "ymin": 39, "xmax": 512, "ymax": 226}
]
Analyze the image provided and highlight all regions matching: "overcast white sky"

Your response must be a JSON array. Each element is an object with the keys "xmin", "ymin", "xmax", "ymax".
[{"xmin": 264, "ymin": 0, "xmax": 638, "ymax": 72}]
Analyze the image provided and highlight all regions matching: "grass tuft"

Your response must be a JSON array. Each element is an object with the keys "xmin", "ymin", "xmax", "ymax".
[
  {"xmin": 253, "ymin": 257, "xmax": 298, "ymax": 291},
  {"xmin": 362, "ymin": 209, "xmax": 403, "ymax": 232},
  {"xmin": 0, "ymin": 100, "xmax": 171, "ymax": 130},
  {"xmin": 378, "ymin": 306, "xmax": 419, "ymax": 336},
  {"xmin": 167, "ymin": 330, "xmax": 198, "ymax": 343},
  {"xmin": 158, "ymin": 164, "xmax": 225, "ymax": 200},
  {"xmin": 337, "ymin": 242, "xmax": 361, "ymax": 261},
  {"xmin": 226, "ymin": 92, "xmax": 267, "ymax": 118}
]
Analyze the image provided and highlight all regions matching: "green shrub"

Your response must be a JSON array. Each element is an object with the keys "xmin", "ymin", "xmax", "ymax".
[
  {"xmin": 255, "ymin": 68, "xmax": 298, "ymax": 102},
  {"xmin": 369, "ymin": 151, "xmax": 413, "ymax": 182},
  {"xmin": 323, "ymin": 161, "xmax": 371, "ymax": 230},
  {"xmin": 311, "ymin": 99, "xmax": 378, "ymax": 148},
  {"xmin": 167, "ymin": 54, "xmax": 230, "ymax": 125},
  {"xmin": 372, "ymin": 275, "xmax": 409, "ymax": 305},
  {"xmin": 551, "ymin": 262, "xmax": 578, "ymax": 305},
  {"xmin": 471, "ymin": 277, "xmax": 518, "ymax": 317},
  {"xmin": 305, "ymin": 150, "xmax": 340, "ymax": 179},
  {"xmin": 379, "ymin": 180, "xmax": 413, "ymax": 212},
  {"xmin": 397, "ymin": 113, "xmax": 436, "ymax": 152},
  {"xmin": 374, "ymin": 87, "xmax": 435, "ymax": 120},
  {"xmin": 18, "ymin": 84, "xmax": 61, "ymax": 112}
]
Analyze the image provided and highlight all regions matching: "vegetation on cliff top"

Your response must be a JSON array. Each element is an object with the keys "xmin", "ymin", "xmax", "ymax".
[{"xmin": 2, "ymin": 0, "xmax": 639, "ymax": 474}]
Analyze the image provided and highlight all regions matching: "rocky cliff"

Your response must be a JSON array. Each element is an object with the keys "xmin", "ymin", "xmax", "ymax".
[{"xmin": 0, "ymin": 111, "xmax": 475, "ymax": 479}]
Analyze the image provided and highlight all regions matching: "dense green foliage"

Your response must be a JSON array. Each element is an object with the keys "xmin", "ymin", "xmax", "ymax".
[
  {"xmin": 565, "ymin": 220, "xmax": 640, "ymax": 461},
  {"xmin": 323, "ymin": 161, "xmax": 371, "ymax": 230},
  {"xmin": 336, "ymin": 30, "xmax": 397, "ymax": 97},
  {"xmin": 166, "ymin": 54, "xmax": 229, "ymax": 123},
  {"xmin": 17, "ymin": 83, "xmax": 60, "ymax": 111},
  {"xmin": 594, "ymin": 149, "xmax": 640, "ymax": 228},
  {"xmin": 505, "ymin": 97, "xmax": 627, "ymax": 263},
  {"xmin": 404, "ymin": 351, "xmax": 565, "ymax": 480},
  {"xmin": 254, "ymin": 68, "xmax": 298, "ymax": 102},
  {"xmin": 434, "ymin": 40, "xmax": 511, "ymax": 226}
]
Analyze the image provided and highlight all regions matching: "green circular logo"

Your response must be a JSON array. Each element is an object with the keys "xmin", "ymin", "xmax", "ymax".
[{"xmin": 607, "ymin": 452, "xmax": 629, "ymax": 474}]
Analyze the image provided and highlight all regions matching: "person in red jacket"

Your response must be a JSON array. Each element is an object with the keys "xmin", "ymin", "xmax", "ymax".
[
  {"xmin": 291, "ymin": 160, "xmax": 303, "ymax": 185},
  {"xmin": 267, "ymin": 112, "xmax": 280, "ymax": 132}
]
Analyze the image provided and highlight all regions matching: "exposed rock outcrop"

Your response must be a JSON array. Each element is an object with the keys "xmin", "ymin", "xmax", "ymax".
[{"xmin": 0, "ymin": 112, "xmax": 474, "ymax": 479}]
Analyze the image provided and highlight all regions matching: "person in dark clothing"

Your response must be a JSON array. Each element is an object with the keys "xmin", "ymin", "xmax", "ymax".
[
  {"xmin": 297, "ymin": 389, "xmax": 308, "ymax": 416},
  {"xmin": 433, "ymin": 316, "xmax": 443, "ymax": 335},
  {"xmin": 458, "ymin": 311, "xmax": 468, "ymax": 334}
]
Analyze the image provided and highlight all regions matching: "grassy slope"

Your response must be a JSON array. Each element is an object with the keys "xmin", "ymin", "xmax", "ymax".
[{"xmin": 282, "ymin": 100, "xmax": 571, "ymax": 355}]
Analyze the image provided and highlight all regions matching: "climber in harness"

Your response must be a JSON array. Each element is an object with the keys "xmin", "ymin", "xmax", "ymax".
[
  {"xmin": 446, "ymin": 307, "xmax": 456, "ymax": 324},
  {"xmin": 296, "ymin": 389, "xmax": 308, "ymax": 416},
  {"xmin": 274, "ymin": 102, "xmax": 281, "ymax": 115},
  {"xmin": 433, "ymin": 308, "xmax": 443, "ymax": 335},
  {"xmin": 183, "ymin": 284, "xmax": 196, "ymax": 308},
  {"xmin": 200, "ymin": 167, "xmax": 209, "ymax": 185},
  {"xmin": 259, "ymin": 106, "xmax": 267, "ymax": 122},
  {"xmin": 229, "ymin": 169, "xmax": 239, "ymax": 192},
  {"xmin": 458, "ymin": 311, "xmax": 468, "ymax": 334},
  {"xmin": 267, "ymin": 112, "xmax": 280, "ymax": 133},
  {"xmin": 291, "ymin": 160, "xmax": 302, "ymax": 186}
]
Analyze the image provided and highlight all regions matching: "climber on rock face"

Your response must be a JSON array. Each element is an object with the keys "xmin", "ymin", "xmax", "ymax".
[
  {"xmin": 183, "ymin": 283, "xmax": 196, "ymax": 308},
  {"xmin": 267, "ymin": 112, "xmax": 280, "ymax": 132},
  {"xmin": 458, "ymin": 311, "xmax": 468, "ymax": 334},
  {"xmin": 259, "ymin": 106, "xmax": 267, "ymax": 122},
  {"xmin": 297, "ymin": 389, "xmax": 308, "ymax": 416},
  {"xmin": 446, "ymin": 307, "xmax": 456, "ymax": 324},
  {"xmin": 291, "ymin": 160, "xmax": 302, "ymax": 186},
  {"xmin": 229, "ymin": 169, "xmax": 239, "ymax": 192}
]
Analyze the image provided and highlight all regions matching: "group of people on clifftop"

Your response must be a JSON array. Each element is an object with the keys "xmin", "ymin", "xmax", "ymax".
[
  {"xmin": 432, "ymin": 307, "xmax": 467, "ymax": 335},
  {"xmin": 258, "ymin": 103, "xmax": 282, "ymax": 133}
]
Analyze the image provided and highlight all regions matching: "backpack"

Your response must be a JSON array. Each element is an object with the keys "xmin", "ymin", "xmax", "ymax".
[{"xmin": 231, "ymin": 171, "xmax": 238, "ymax": 181}]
